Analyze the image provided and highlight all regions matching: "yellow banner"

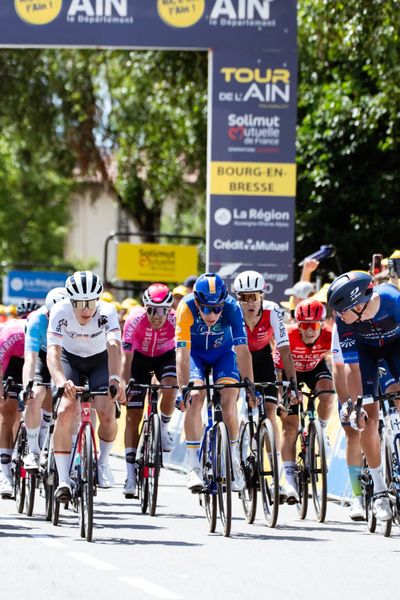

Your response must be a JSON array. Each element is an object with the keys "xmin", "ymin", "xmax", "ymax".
[
  {"xmin": 117, "ymin": 243, "xmax": 198, "ymax": 282},
  {"xmin": 210, "ymin": 161, "xmax": 296, "ymax": 196}
]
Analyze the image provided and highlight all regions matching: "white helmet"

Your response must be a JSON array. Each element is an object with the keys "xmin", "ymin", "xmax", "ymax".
[
  {"xmin": 65, "ymin": 271, "xmax": 103, "ymax": 301},
  {"xmin": 233, "ymin": 270, "xmax": 265, "ymax": 293},
  {"xmin": 45, "ymin": 287, "xmax": 68, "ymax": 311}
]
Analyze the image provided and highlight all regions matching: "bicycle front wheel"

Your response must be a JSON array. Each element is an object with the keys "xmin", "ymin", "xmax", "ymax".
[
  {"xmin": 201, "ymin": 428, "xmax": 217, "ymax": 533},
  {"xmin": 239, "ymin": 420, "xmax": 257, "ymax": 524},
  {"xmin": 258, "ymin": 419, "xmax": 279, "ymax": 528},
  {"xmin": 296, "ymin": 431, "xmax": 308, "ymax": 520},
  {"xmin": 25, "ymin": 473, "xmax": 36, "ymax": 517},
  {"xmin": 14, "ymin": 463, "xmax": 26, "ymax": 514},
  {"xmin": 216, "ymin": 423, "xmax": 232, "ymax": 537},
  {"xmin": 137, "ymin": 420, "xmax": 149, "ymax": 514},
  {"xmin": 79, "ymin": 426, "xmax": 95, "ymax": 542},
  {"xmin": 309, "ymin": 421, "xmax": 327, "ymax": 523},
  {"xmin": 148, "ymin": 414, "xmax": 162, "ymax": 517}
]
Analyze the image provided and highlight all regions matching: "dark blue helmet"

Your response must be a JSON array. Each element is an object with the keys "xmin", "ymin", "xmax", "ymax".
[
  {"xmin": 17, "ymin": 299, "xmax": 40, "ymax": 318},
  {"xmin": 193, "ymin": 273, "xmax": 228, "ymax": 306},
  {"xmin": 327, "ymin": 271, "xmax": 373, "ymax": 313}
]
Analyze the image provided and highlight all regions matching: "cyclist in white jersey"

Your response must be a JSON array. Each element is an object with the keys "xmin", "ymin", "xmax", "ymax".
[{"xmin": 47, "ymin": 271, "xmax": 123, "ymax": 501}]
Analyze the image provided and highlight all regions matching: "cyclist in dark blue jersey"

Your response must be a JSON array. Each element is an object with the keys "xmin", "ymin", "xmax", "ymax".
[
  {"xmin": 176, "ymin": 273, "xmax": 256, "ymax": 493},
  {"xmin": 328, "ymin": 270, "xmax": 400, "ymax": 522}
]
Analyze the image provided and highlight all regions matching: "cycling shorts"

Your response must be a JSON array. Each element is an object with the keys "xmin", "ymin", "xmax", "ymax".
[
  {"xmin": 357, "ymin": 338, "xmax": 400, "ymax": 398},
  {"xmin": 252, "ymin": 345, "xmax": 278, "ymax": 403},
  {"xmin": 127, "ymin": 349, "xmax": 176, "ymax": 409},
  {"xmin": 34, "ymin": 349, "xmax": 51, "ymax": 384},
  {"xmin": 61, "ymin": 349, "xmax": 109, "ymax": 391},
  {"xmin": 4, "ymin": 356, "xmax": 24, "ymax": 398},
  {"xmin": 190, "ymin": 348, "xmax": 240, "ymax": 384},
  {"xmin": 281, "ymin": 359, "xmax": 333, "ymax": 417}
]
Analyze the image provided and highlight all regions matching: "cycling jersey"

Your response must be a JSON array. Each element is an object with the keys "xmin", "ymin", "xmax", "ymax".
[
  {"xmin": 47, "ymin": 299, "xmax": 121, "ymax": 357},
  {"xmin": 122, "ymin": 307, "xmax": 175, "ymax": 357},
  {"xmin": 273, "ymin": 324, "xmax": 332, "ymax": 372},
  {"xmin": 245, "ymin": 300, "xmax": 289, "ymax": 352},
  {"xmin": 175, "ymin": 293, "xmax": 247, "ymax": 357},
  {"xmin": 25, "ymin": 305, "xmax": 49, "ymax": 353},
  {"xmin": 0, "ymin": 319, "xmax": 25, "ymax": 372}
]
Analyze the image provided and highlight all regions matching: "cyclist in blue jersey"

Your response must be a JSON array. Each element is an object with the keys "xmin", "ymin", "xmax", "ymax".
[
  {"xmin": 175, "ymin": 273, "xmax": 256, "ymax": 493},
  {"xmin": 328, "ymin": 270, "xmax": 400, "ymax": 522},
  {"xmin": 22, "ymin": 288, "xmax": 68, "ymax": 470}
]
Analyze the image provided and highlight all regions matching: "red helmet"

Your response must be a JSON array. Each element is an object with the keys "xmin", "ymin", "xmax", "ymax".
[
  {"xmin": 142, "ymin": 283, "xmax": 173, "ymax": 307},
  {"xmin": 295, "ymin": 298, "xmax": 326, "ymax": 322}
]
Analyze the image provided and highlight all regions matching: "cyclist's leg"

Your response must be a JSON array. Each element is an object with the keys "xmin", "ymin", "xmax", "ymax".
[
  {"xmin": 184, "ymin": 353, "xmax": 206, "ymax": 489},
  {"xmin": 154, "ymin": 350, "xmax": 177, "ymax": 451},
  {"xmin": 1, "ymin": 359, "xmax": 24, "ymax": 493},
  {"xmin": 24, "ymin": 358, "xmax": 47, "ymax": 460},
  {"xmin": 280, "ymin": 407, "xmax": 300, "ymax": 503}
]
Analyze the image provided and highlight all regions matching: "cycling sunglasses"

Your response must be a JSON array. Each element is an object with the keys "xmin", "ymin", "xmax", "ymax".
[
  {"xmin": 298, "ymin": 321, "xmax": 322, "ymax": 331},
  {"xmin": 237, "ymin": 292, "xmax": 262, "ymax": 304},
  {"xmin": 146, "ymin": 306, "xmax": 169, "ymax": 317},
  {"xmin": 71, "ymin": 299, "xmax": 98, "ymax": 310},
  {"xmin": 197, "ymin": 303, "xmax": 225, "ymax": 315}
]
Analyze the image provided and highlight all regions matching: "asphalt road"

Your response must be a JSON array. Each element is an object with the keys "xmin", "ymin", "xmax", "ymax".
[{"xmin": 0, "ymin": 456, "xmax": 398, "ymax": 600}]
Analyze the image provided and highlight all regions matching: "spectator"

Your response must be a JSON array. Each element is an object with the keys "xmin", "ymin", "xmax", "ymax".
[{"xmin": 172, "ymin": 285, "xmax": 188, "ymax": 310}]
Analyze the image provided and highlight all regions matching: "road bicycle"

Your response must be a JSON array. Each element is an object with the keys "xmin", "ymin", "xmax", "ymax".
[
  {"xmin": 293, "ymin": 387, "xmax": 334, "ymax": 523},
  {"xmin": 239, "ymin": 381, "xmax": 289, "ymax": 528},
  {"xmin": 187, "ymin": 373, "xmax": 253, "ymax": 537},
  {"xmin": 47, "ymin": 383, "xmax": 118, "ymax": 542},
  {"xmin": 126, "ymin": 378, "xmax": 178, "ymax": 517}
]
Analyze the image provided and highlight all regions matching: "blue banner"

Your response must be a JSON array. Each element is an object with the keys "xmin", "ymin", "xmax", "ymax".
[
  {"xmin": 3, "ymin": 270, "xmax": 68, "ymax": 304},
  {"xmin": 0, "ymin": 1, "xmax": 296, "ymax": 50}
]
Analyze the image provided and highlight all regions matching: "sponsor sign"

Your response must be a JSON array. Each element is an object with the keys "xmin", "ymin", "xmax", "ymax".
[
  {"xmin": 0, "ymin": 1, "xmax": 297, "ymax": 50},
  {"xmin": 117, "ymin": 243, "xmax": 198, "ymax": 283},
  {"xmin": 3, "ymin": 270, "xmax": 68, "ymax": 304}
]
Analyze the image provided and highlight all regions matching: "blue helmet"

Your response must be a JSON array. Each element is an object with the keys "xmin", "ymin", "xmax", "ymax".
[
  {"xmin": 327, "ymin": 271, "xmax": 373, "ymax": 313},
  {"xmin": 193, "ymin": 273, "xmax": 228, "ymax": 306}
]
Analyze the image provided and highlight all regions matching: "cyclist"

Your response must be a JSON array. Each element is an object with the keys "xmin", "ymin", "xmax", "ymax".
[
  {"xmin": 233, "ymin": 270, "xmax": 298, "ymax": 502},
  {"xmin": 121, "ymin": 283, "xmax": 177, "ymax": 498},
  {"xmin": 22, "ymin": 287, "xmax": 69, "ymax": 471},
  {"xmin": 328, "ymin": 270, "xmax": 400, "ymax": 522},
  {"xmin": 175, "ymin": 272, "xmax": 256, "ymax": 493},
  {"xmin": 47, "ymin": 271, "xmax": 123, "ymax": 502},
  {"xmin": 0, "ymin": 300, "xmax": 39, "ymax": 498},
  {"xmin": 274, "ymin": 297, "xmax": 333, "ymax": 503}
]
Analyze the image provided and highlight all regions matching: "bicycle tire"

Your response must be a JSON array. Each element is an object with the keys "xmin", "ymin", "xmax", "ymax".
[
  {"xmin": 201, "ymin": 428, "xmax": 217, "ymax": 533},
  {"xmin": 239, "ymin": 420, "xmax": 257, "ymax": 524},
  {"xmin": 148, "ymin": 414, "xmax": 162, "ymax": 517},
  {"xmin": 258, "ymin": 419, "xmax": 279, "ymax": 528},
  {"xmin": 138, "ymin": 420, "xmax": 149, "ymax": 514},
  {"xmin": 79, "ymin": 425, "xmax": 94, "ymax": 542},
  {"xmin": 309, "ymin": 421, "xmax": 327, "ymax": 523},
  {"xmin": 216, "ymin": 422, "xmax": 232, "ymax": 537},
  {"xmin": 25, "ymin": 473, "xmax": 36, "ymax": 517},
  {"xmin": 296, "ymin": 431, "xmax": 308, "ymax": 520},
  {"xmin": 14, "ymin": 464, "xmax": 26, "ymax": 514}
]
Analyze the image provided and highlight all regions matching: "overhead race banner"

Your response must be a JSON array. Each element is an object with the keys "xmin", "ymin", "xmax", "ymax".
[
  {"xmin": 0, "ymin": 1, "xmax": 296, "ymax": 49},
  {"xmin": 208, "ymin": 46, "xmax": 297, "ymax": 300},
  {"xmin": 117, "ymin": 242, "xmax": 198, "ymax": 283},
  {"xmin": 0, "ymin": 1, "xmax": 297, "ymax": 300}
]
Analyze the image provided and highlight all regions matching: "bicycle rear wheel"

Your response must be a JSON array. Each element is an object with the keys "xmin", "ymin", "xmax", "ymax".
[
  {"xmin": 296, "ymin": 432, "xmax": 308, "ymax": 520},
  {"xmin": 201, "ymin": 428, "xmax": 217, "ymax": 533},
  {"xmin": 309, "ymin": 421, "xmax": 327, "ymax": 523},
  {"xmin": 258, "ymin": 419, "xmax": 279, "ymax": 528},
  {"xmin": 137, "ymin": 421, "xmax": 149, "ymax": 514},
  {"xmin": 239, "ymin": 420, "xmax": 257, "ymax": 524},
  {"xmin": 79, "ymin": 426, "xmax": 95, "ymax": 542},
  {"xmin": 148, "ymin": 414, "xmax": 162, "ymax": 517},
  {"xmin": 216, "ymin": 422, "xmax": 232, "ymax": 537}
]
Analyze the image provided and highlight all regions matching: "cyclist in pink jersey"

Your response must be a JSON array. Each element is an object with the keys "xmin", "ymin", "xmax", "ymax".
[
  {"xmin": 0, "ymin": 300, "xmax": 40, "ymax": 498},
  {"xmin": 121, "ymin": 284, "xmax": 178, "ymax": 498}
]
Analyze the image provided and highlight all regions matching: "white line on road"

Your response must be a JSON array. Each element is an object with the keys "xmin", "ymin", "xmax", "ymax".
[
  {"xmin": 0, "ymin": 517, "xmax": 68, "ymax": 547},
  {"xmin": 119, "ymin": 576, "xmax": 183, "ymax": 599},
  {"xmin": 67, "ymin": 552, "xmax": 119, "ymax": 571}
]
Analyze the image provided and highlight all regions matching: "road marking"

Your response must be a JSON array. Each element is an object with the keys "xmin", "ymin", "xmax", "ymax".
[
  {"xmin": 32, "ymin": 534, "xmax": 68, "ymax": 548},
  {"xmin": 119, "ymin": 576, "xmax": 183, "ymax": 599},
  {"xmin": 67, "ymin": 552, "xmax": 119, "ymax": 571}
]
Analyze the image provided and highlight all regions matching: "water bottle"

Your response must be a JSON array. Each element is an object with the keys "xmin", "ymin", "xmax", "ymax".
[{"xmin": 298, "ymin": 244, "xmax": 336, "ymax": 266}]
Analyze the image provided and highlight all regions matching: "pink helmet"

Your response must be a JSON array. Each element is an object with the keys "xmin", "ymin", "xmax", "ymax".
[{"xmin": 142, "ymin": 284, "xmax": 173, "ymax": 307}]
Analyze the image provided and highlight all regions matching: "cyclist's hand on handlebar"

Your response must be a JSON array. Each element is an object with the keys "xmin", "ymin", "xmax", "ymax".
[
  {"xmin": 288, "ymin": 379, "xmax": 302, "ymax": 405},
  {"xmin": 349, "ymin": 406, "xmax": 368, "ymax": 431},
  {"xmin": 246, "ymin": 381, "xmax": 258, "ymax": 408},
  {"xmin": 62, "ymin": 379, "xmax": 77, "ymax": 400},
  {"xmin": 339, "ymin": 399, "xmax": 353, "ymax": 424},
  {"xmin": 176, "ymin": 386, "xmax": 192, "ymax": 412},
  {"xmin": 109, "ymin": 381, "xmax": 125, "ymax": 403}
]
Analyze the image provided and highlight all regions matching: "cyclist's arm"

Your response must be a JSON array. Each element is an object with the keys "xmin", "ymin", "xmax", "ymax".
[
  {"xmin": 278, "ymin": 345, "xmax": 297, "ymax": 383},
  {"xmin": 22, "ymin": 350, "xmax": 38, "ymax": 388},
  {"xmin": 176, "ymin": 346, "xmax": 191, "ymax": 389},
  {"xmin": 106, "ymin": 339, "xmax": 123, "ymax": 400},
  {"xmin": 121, "ymin": 349, "xmax": 133, "ymax": 386},
  {"xmin": 235, "ymin": 344, "xmax": 254, "ymax": 382}
]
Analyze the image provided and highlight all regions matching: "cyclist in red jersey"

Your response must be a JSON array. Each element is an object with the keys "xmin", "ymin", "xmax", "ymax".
[
  {"xmin": 233, "ymin": 270, "xmax": 298, "ymax": 502},
  {"xmin": 274, "ymin": 298, "xmax": 334, "ymax": 503}
]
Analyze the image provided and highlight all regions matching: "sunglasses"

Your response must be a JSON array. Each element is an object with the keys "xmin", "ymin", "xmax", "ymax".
[
  {"xmin": 71, "ymin": 299, "xmax": 98, "ymax": 311},
  {"xmin": 146, "ymin": 306, "xmax": 169, "ymax": 317},
  {"xmin": 298, "ymin": 321, "xmax": 322, "ymax": 331},
  {"xmin": 237, "ymin": 292, "xmax": 262, "ymax": 304},
  {"xmin": 197, "ymin": 303, "xmax": 224, "ymax": 315}
]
